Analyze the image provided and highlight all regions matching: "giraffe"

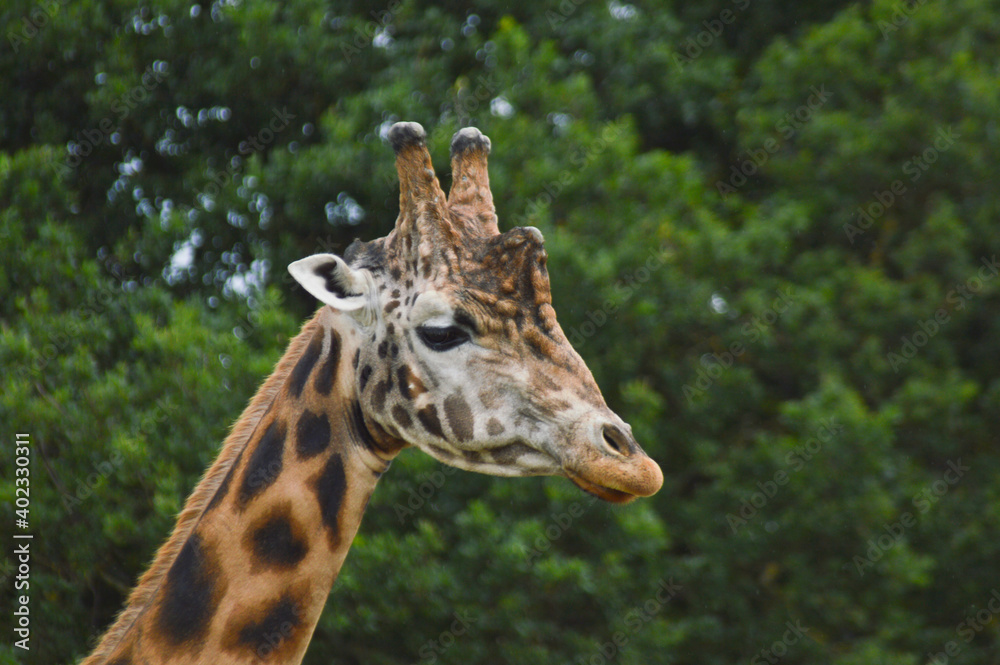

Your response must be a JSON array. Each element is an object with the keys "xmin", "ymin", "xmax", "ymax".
[{"xmin": 82, "ymin": 121, "xmax": 664, "ymax": 665}]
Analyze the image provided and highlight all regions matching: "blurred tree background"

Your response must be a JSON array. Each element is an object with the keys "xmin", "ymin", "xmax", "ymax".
[{"xmin": 2, "ymin": 0, "xmax": 999, "ymax": 663}]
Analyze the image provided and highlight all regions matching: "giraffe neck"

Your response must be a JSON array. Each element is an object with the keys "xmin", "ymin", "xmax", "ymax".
[{"xmin": 85, "ymin": 309, "xmax": 403, "ymax": 665}]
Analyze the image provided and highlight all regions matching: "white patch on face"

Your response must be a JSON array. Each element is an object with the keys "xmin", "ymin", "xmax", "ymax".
[
  {"xmin": 409, "ymin": 290, "xmax": 453, "ymax": 326},
  {"xmin": 407, "ymin": 289, "xmax": 480, "ymax": 372}
]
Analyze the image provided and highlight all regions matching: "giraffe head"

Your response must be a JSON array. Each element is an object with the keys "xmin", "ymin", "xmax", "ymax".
[{"xmin": 289, "ymin": 122, "xmax": 662, "ymax": 503}]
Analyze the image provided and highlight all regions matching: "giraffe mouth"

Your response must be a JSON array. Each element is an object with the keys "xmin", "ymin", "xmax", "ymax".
[
  {"xmin": 557, "ymin": 419, "xmax": 663, "ymax": 503},
  {"xmin": 564, "ymin": 471, "xmax": 639, "ymax": 504}
]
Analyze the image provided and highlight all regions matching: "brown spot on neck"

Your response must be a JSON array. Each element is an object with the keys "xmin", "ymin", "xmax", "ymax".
[
  {"xmin": 153, "ymin": 533, "xmax": 225, "ymax": 649},
  {"xmin": 314, "ymin": 453, "xmax": 347, "ymax": 549},
  {"xmin": 295, "ymin": 407, "xmax": 332, "ymax": 459},
  {"xmin": 244, "ymin": 501, "xmax": 309, "ymax": 572},
  {"xmin": 224, "ymin": 591, "xmax": 310, "ymax": 660},
  {"xmin": 289, "ymin": 333, "xmax": 324, "ymax": 399},
  {"xmin": 238, "ymin": 419, "xmax": 288, "ymax": 508},
  {"xmin": 313, "ymin": 329, "xmax": 342, "ymax": 396}
]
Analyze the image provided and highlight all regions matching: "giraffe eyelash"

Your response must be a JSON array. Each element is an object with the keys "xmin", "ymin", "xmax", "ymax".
[{"xmin": 416, "ymin": 325, "xmax": 471, "ymax": 351}]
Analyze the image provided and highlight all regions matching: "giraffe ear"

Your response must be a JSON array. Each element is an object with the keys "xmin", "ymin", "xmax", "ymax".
[{"xmin": 288, "ymin": 254, "xmax": 372, "ymax": 312}]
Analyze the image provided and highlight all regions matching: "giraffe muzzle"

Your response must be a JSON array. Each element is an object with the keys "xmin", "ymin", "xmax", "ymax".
[{"xmin": 561, "ymin": 417, "xmax": 664, "ymax": 504}]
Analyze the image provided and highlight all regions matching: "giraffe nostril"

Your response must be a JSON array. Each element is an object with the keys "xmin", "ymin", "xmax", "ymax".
[{"xmin": 601, "ymin": 424, "xmax": 630, "ymax": 456}]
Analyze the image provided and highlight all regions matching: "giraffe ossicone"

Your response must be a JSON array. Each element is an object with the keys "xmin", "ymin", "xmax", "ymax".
[{"xmin": 83, "ymin": 122, "xmax": 662, "ymax": 665}]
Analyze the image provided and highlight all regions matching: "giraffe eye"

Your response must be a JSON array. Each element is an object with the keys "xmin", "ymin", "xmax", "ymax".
[{"xmin": 417, "ymin": 325, "xmax": 470, "ymax": 351}]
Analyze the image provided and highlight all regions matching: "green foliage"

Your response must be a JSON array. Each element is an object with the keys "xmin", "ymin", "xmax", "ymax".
[{"xmin": 2, "ymin": 1, "xmax": 1000, "ymax": 663}]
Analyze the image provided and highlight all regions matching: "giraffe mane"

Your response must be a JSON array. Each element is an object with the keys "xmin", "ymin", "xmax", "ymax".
[{"xmin": 83, "ymin": 315, "xmax": 323, "ymax": 663}]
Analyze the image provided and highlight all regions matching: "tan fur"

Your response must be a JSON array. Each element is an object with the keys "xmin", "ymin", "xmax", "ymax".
[{"xmin": 82, "ymin": 315, "xmax": 322, "ymax": 664}]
